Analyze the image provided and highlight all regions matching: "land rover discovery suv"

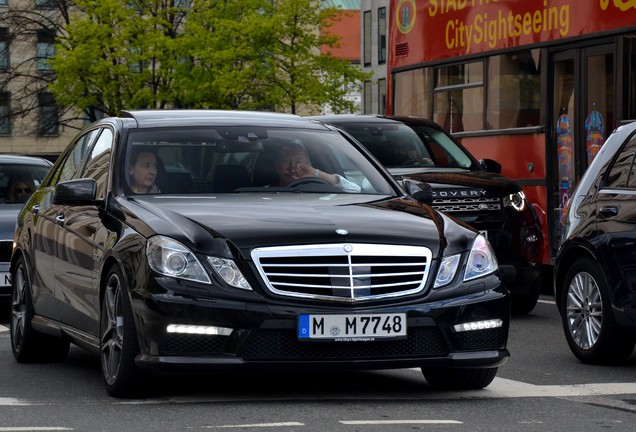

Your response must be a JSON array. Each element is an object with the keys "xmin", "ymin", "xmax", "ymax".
[{"xmin": 310, "ymin": 115, "xmax": 543, "ymax": 315}]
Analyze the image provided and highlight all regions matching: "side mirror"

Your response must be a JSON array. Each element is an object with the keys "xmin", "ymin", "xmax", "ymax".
[
  {"xmin": 479, "ymin": 158, "xmax": 502, "ymax": 174},
  {"xmin": 53, "ymin": 178, "xmax": 99, "ymax": 205},
  {"xmin": 402, "ymin": 179, "xmax": 433, "ymax": 205}
]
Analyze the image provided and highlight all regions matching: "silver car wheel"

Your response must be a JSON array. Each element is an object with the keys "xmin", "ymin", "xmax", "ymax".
[
  {"xmin": 100, "ymin": 272, "xmax": 124, "ymax": 386},
  {"xmin": 566, "ymin": 271, "xmax": 603, "ymax": 350}
]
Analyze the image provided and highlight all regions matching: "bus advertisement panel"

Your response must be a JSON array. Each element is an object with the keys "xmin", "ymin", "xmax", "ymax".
[{"xmin": 391, "ymin": 0, "xmax": 635, "ymax": 68}]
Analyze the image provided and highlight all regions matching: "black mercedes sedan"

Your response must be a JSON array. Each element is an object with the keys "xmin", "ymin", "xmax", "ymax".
[
  {"xmin": 10, "ymin": 110, "xmax": 509, "ymax": 397},
  {"xmin": 307, "ymin": 115, "xmax": 544, "ymax": 315},
  {"xmin": 554, "ymin": 121, "xmax": 636, "ymax": 364}
]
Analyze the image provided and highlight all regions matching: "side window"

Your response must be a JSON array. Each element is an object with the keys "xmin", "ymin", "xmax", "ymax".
[
  {"xmin": 604, "ymin": 135, "xmax": 636, "ymax": 189},
  {"xmin": 82, "ymin": 128, "xmax": 113, "ymax": 200},
  {"xmin": 48, "ymin": 129, "xmax": 100, "ymax": 187}
]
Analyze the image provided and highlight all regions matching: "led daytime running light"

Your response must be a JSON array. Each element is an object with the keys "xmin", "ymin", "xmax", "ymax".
[
  {"xmin": 166, "ymin": 324, "xmax": 232, "ymax": 336},
  {"xmin": 453, "ymin": 319, "xmax": 503, "ymax": 332}
]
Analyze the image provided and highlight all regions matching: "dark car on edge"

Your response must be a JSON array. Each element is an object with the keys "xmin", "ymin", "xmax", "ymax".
[
  {"xmin": 0, "ymin": 155, "xmax": 52, "ymax": 310},
  {"xmin": 308, "ymin": 115, "xmax": 544, "ymax": 315},
  {"xmin": 554, "ymin": 121, "xmax": 636, "ymax": 364},
  {"xmin": 10, "ymin": 110, "xmax": 509, "ymax": 397}
]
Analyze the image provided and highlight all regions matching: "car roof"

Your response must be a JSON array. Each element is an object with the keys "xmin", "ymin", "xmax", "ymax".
[
  {"xmin": 0, "ymin": 154, "xmax": 53, "ymax": 166},
  {"xmin": 307, "ymin": 114, "xmax": 444, "ymax": 130},
  {"xmin": 120, "ymin": 109, "xmax": 319, "ymax": 129}
]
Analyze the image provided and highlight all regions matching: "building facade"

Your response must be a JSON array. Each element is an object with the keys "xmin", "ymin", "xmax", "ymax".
[
  {"xmin": 360, "ymin": 0, "xmax": 388, "ymax": 114},
  {"xmin": 0, "ymin": 0, "xmax": 81, "ymax": 157}
]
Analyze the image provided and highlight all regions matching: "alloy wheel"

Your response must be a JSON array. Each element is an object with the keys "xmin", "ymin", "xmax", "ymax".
[
  {"xmin": 101, "ymin": 272, "xmax": 124, "ymax": 386},
  {"xmin": 10, "ymin": 262, "xmax": 28, "ymax": 352},
  {"xmin": 566, "ymin": 271, "xmax": 603, "ymax": 350}
]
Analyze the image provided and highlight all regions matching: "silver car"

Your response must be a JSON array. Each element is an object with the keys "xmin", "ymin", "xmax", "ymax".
[{"xmin": 0, "ymin": 155, "xmax": 52, "ymax": 308}]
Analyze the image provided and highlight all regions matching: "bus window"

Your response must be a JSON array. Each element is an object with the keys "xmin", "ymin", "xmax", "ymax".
[
  {"xmin": 433, "ymin": 62, "xmax": 484, "ymax": 133},
  {"xmin": 487, "ymin": 50, "xmax": 541, "ymax": 129}
]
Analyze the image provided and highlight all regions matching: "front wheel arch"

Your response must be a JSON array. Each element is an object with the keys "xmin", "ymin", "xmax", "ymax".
[{"xmin": 554, "ymin": 245, "xmax": 598, "ymax": 312}]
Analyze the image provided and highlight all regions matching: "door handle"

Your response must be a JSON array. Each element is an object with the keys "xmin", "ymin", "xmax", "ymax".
[
  {"xmin": 599, "ymin": 206, "xmax": 618, "ymax": 217},
  {"xmin": 55, "ymin": 214, "xmax": 65, "ymax": 227},
  {"xmin": 31, "ymin": 204, "xmax": 40, "ymax": 215}
]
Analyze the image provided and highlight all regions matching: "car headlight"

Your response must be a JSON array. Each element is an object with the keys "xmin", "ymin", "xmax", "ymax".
[
  {"xmin": 464, "ymin": 234, "xmax": 498, "ymax": 281},
  {"xmin": 433, "ymin": 235, "xmax": 498, "ymax": 288},
  {"xmin": 147, "ymin": 235, "xmax": 211, "ymax": 283},
  {"xmin": 207, "ymin": 257, "xmax": 252, "ymax": 290},
  {"xmin": 503, "ymin": 191, "xmax": 526, "ymax": 211}
]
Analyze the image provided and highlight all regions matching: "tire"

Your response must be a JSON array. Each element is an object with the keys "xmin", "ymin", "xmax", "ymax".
[
  {"xmin": 511, "ymin": 286, "xmax": 540, "ymax": 316},
  {"xmin": 10, "ymin": 256, "xmax": 70, "ymax": 363},
  {"xmin": 560, "ymin": 257, "xmax": 636, "ymax": 364},
  {"xmin": 100, "ymin": 265, "xmax": 148, "ymax": 398},
  {"xmin": 422, "ymin": 367, "xmax": 498, "ymax": 390}
]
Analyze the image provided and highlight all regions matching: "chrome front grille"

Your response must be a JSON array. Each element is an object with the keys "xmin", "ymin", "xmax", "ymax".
[
  {"xmin": 432, "ymin": 197, "xmax": 501, "ymax": 213},
  {"xmin": 252, "ymin": 244, "xmax": 432, "ymax": 302}
]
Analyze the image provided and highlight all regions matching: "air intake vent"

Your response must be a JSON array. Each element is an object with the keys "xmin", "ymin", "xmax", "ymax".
[
  {"xmin": 252, "ymin": 243, "xmax": 432, "ymax": 302},
  {"xmin": 396, "ymin": 43, "xmax": 409, "ymax": 56}
]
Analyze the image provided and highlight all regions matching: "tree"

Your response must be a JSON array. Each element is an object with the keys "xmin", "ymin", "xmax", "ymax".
[
  {"xmin": 260, "ymin": 0, "xmax": 370, "ymax": 114},
  {"xmin": 50, "ymin": 0, "xmax": 189, "ymax": 120},
  {"xmin": 49, "ymin": 0, "xmax": 370, "ymax": 116}
]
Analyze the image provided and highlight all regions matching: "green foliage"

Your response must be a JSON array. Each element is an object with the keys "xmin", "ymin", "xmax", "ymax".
[{"xmin": 50, "ymin": 0, "xmax": 372, "ymax": 117}]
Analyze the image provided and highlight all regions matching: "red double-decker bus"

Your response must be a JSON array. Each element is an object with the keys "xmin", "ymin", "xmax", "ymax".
[{"xmin": 387, "ymin": 0, "xmax": 636, "ymax": 265}]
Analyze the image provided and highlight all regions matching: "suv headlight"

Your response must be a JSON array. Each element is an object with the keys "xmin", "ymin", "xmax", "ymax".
[
  {"xmin": 147, "ymin": 235, "xmax": 211, "ymax": 283},
  {"xmin": 434, "ymin": 235, "xmax": 498, "ymax": 288},
  {"xmin": 503, "ymin": 191, "xmax": 526, "ymax": 211}
]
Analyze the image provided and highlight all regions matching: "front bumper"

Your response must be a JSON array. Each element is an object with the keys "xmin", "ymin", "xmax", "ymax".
[{"xmin": 130, "ymin": 281, "xmax": 510, "ymax": 373}]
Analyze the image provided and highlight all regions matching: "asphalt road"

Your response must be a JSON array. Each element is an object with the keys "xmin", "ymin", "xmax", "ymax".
[{"xmin": 0, "ymin": 295, "xmax": 635, "ymax": 432}]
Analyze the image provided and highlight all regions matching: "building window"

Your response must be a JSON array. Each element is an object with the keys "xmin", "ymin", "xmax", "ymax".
[
  {"xmin": 364, "ymin": 81, "xmax": 372, "ymax": 114},
  {"xmin": 173, "ymin": 0, "xmax": 191, "ymax": 8},
  {"xmin": 35, "ymin": 0, "xmax": 55, "ymax": 8},
  {"xmin": 0, "ymin": 0, "xmax": 9, "ymax": 4},
  {"xmin": 378, "ymin": 79, "xmax": 386, "ymax": 115},
  {"xmin": 84, "ymin": 107, "xmax": 108, "ymax": 125},
  {"xmin": 38, "ymin": 93, "xmax": 59, "ymax": 136},
  {"xmin": 378, "ymin": 7, "xmax": 386, "ymax": 65},
  {"xmin": 37, "ymin": 29, "xmax": 56, "ymax": 72},
  {"xmin": 0, "ymin": 28, "xmax": 9, "ymax": 71},
  {"xmin": 0, "ymin": 93, "xmax": 10, "ymax": 135},
  {"xmin": 363, "ymin": 10, "xmax": 371, "ymax": 67}
]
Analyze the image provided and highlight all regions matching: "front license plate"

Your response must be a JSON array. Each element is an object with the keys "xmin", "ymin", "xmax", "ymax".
[
  {"xmin": 0, "ymin": 272, "xmax": 10, "ymax": 287},
  {"xmin": 298, "ymin": 313, "xmax": 407, "ymax": 341}
]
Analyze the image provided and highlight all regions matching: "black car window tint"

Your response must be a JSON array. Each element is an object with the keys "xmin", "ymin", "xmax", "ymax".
[
  {"xmin": 48, "ymin": 129, "xmax": 100, "ymax": 187},
  {"xmin": 604, "ymin": 135, "xmax": 636, "ymax": 189},
  {"xmin": 82, "ymin": 128, "xmax": 113, "ymax": 200},
  {"xmin": 625, "ymin": 136, "xmax": 636, "ymax": 189}
]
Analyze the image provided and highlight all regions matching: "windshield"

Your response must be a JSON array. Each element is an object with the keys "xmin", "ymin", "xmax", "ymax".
[
  {"xmin": 1, "ymin": 163, "xmax": 51, "ymax": 204},
  {"xmin": 122, "ymin": 126, "xmax": 396, "ymax": 196},
  {"xmin": 337, "ymin": 123, "xmax": 476, "ymax": 169}
]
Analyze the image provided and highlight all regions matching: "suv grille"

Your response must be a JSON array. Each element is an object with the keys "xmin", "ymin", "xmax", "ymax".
[
  {"xmin": 432, "ymin": 196, "xmax": 501, "ymax": 213},
  {"xmin": 252, "ymin": 244, "xmax": 432, "ymax": 302}
]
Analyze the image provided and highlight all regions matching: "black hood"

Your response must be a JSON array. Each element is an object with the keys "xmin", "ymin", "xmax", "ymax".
[
  {"xmin": 389, "ymin": 168, "xmax": 521, "ymax": 198},
  {"xmin": 118, "ymin": 194, "xmax": 473, "ymax": 260}
]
